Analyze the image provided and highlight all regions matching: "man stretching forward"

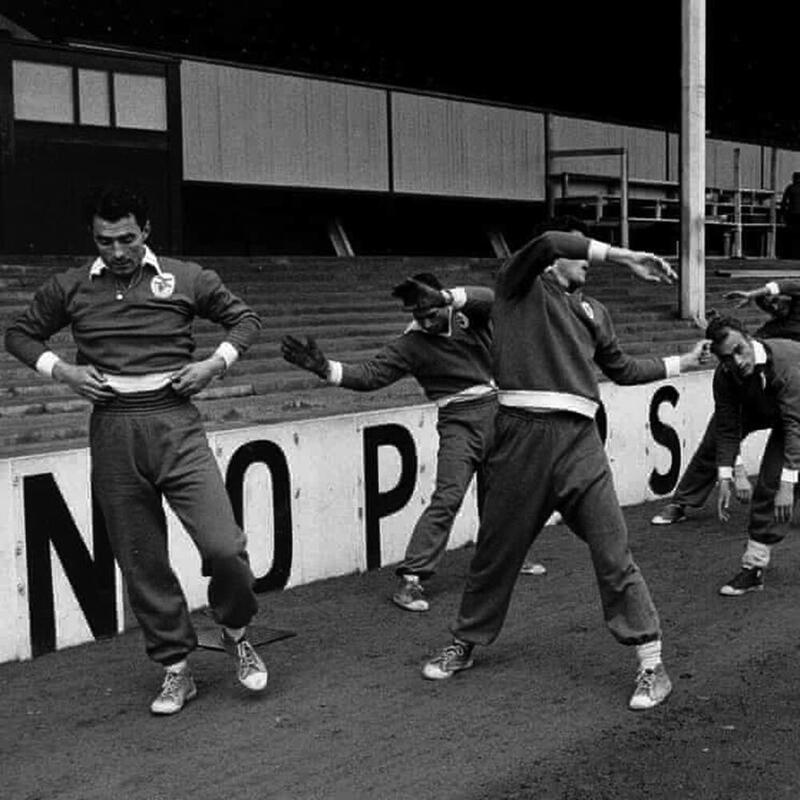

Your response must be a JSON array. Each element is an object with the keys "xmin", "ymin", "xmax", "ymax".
[
  {"xmin": 422, "ymin": 231, "xmax": 707, "ymax": 711},
  {"xmin": 282, "ymin": 273, "xmax": 497, "ymax": 612},
  {"xmin": 705, "ymin": 316, "xmax": 800, "ymax": 597}
]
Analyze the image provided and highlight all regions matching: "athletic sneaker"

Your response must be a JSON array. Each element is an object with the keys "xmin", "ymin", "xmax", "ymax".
[
  {"xmin": 222, "ymin": 631, "xmax": 269, "ymax": 691},
  {"xmin": 629, "ymin": 663, "xmax": 673, "ymax": 711},
  {"xmin": 520, "ymin": 561, "xmax": 547, "ymax": 575},
  {"xmin": 719, "ymin": 566, "xmax": 764, "ymax": 597},
  {"xmin": 150, "ymin": 667, "xmax": 197, "ymax": 715},
  {"xmin": 393, "ymin": 575, "xmax": 430, "ymax": 612},
  {"xmin": 422, "ymin": 641, "xmax": 474, "ymax": 680},
  {"xmin": 650, "ymin": 503, "xmax": 687, "ymax": 525}
]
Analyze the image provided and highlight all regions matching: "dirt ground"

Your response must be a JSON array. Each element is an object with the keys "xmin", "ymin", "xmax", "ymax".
[{"xmin": 3, "ymin": 497, "xmax": 800, "ymax": 800}]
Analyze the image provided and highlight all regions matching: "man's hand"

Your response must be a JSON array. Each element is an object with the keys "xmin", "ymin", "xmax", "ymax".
[
  {"xmin": 281, "ymin": 335, "xmax": 328, "ymax": 377},
  {"xmin": 391, "ymin": 278, "xmax": 448, "ymax": 311},
  {"xmin": 773, "ymin": 480, "xmax": 795, "ymax": 523},
  {"xmin": 170, "ymin": 356, "xmax": 225, "ymax": 396},
  {"xmin": 717, "ymin": 477, "xmax": 733, "ymax": 522},
  {"xmin": 679, "ymin": 339, "xmax": 713, "ymax": 371},
  {"xmin": 52, "ymin": 362, "xmax": 116, "ymax": 404},
  {"xmin": 733, "ymin": 461, "xmax": 753, "ymax": 504},
  {"xmin": 723, "ymin": 289, "xmax": 755, "ymax": 309},
  {"xmin": 611, "ymin": 250, "xmax": 677, "ymax": 285}
]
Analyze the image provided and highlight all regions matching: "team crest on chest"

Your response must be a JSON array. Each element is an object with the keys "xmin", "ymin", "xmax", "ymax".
[
  {"xmin": 581, "ymin": 301, "xmax": 595, "ymax": 321},
  {"xmin": 150, "ymin": 273, "xmax": 176, "ymax": 299}
]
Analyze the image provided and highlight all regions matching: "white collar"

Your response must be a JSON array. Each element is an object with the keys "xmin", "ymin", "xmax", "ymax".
[
  {"xmin": 753, "ymin": 339, "xmax": 767, "ymax": 365},
  {"xmin": 89, "ymin": 245, "xmax": 162, "ymax": 278},
  {"xmin": 404, "ymin": 306, "xmax": 453, "ymax": 337}
]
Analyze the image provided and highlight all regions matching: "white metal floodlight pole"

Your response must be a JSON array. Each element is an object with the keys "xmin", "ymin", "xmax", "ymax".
[{"xmin": 680, "ymin": 0, "xmax": 706, "ymax": 321}]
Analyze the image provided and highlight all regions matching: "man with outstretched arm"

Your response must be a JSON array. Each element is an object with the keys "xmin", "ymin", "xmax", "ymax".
[
  {"xmin": 5, "ymin": 186, "xmax": 267, "ymax": 715},
  {"xmin": 282, "ymin": 273, "xmax": 498, "ymax": 612},
  {"xmin": 652, "ymin": 279, "xmax": 800, "ymax": 526},
  {"xmin": 704, "ymin": 315, "xmax": 800, "ymax": 596},
  {"xmin": 421, "ymin": 230, "xmax": 708, "ymax": 711}
]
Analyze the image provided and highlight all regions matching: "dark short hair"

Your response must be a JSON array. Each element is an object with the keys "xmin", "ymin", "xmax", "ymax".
[
  {"xmin": 531, "ymin": 215, "xmax": 589, "ymax": 238},
  {"xmin": 83, "ymin": 186, "xmax": 149, "ymax": 229},
  {"xmin": 409, "ymin": 271, "xmax": 442, "ymax": 290},
  {"xmin": 705, "ymin": 315, "xmax": 749, "ymax": 345}
]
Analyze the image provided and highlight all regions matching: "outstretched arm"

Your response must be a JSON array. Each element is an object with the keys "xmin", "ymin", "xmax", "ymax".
[
  {"xmin": 726, "ymin": 279, "xmax": 800, "ymax": 309},
  {"xmin": 281, "ymin": 334, "xmax": 411, "ymax": 391}
]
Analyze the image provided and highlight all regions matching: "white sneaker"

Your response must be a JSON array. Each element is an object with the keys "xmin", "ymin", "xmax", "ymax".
[
  {"xmin": 392, "ymin": 575, "xmax": 430, "ymax": 612},
  {"xmin": 222, "ymin": 632, "xmax": 269, "ymax": 692},
  {"xmin": 150, "ymin": 667, "xmax": 197, "ymax": 715},
  {"xmin": 628, "ymin": 663, "xmax": 672, "ymax": 711}
]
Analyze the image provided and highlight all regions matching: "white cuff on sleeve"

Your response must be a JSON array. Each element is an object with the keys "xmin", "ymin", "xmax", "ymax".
[
  {"xmin": 718, "ymin": 466, "xmax": 734, "ymax": 480},
  {"xmin": 326, "ymin": 360, "xmax": 343, "ymax": 385},
  {"xmin": 663, "ymin": 355, "xmax": 681, "ymax": 378},
  {"xmin": 35, "ymin": 351, "xmax": 61, "ymax": 378},
  {"xmin": 734, "ymin": 454, "xmax": 745, "ymax": 466},
  {"xmin": 449, "ymin": 287, "xmax": 468, "ymax": 309},
  {"xmin": 765, "ymin": 281, "xmax": 780, "ymax": 296},
  {"xmin": 780, "ymin": 468, "xmax": 798, "ymax": 484},
  {"xmin": 587, "ymin": 240, "xmax": 610, "ymax": 265},
  {"xmin": 214, "ymin": 342, "xmax": 239, "ymax": 368}
]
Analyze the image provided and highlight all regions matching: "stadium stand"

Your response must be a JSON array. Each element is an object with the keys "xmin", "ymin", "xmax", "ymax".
[{"xmin": 0, "ymin": 254, "xmax": 784, "ymax": 459}]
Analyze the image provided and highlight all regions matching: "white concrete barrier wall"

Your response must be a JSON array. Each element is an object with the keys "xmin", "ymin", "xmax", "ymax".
[{"xmin": 0, "ymin": 370, "xmax": 770, "ymax": 664}]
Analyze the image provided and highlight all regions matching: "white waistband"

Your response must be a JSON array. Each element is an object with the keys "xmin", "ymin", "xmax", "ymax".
[
  {"xmin": 100, "ymin": 371, "xmax": 175, "ymax": 393},
  {"xmin": 497, "ymin": 390, "xmax": 598, "ymax": 419},
  {"xmin": 436, "ymin": 382, "xmax": 497, "ymax": 408}
]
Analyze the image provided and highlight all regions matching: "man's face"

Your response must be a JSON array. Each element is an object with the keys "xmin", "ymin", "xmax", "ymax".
[
  {"xmin": 91, "ymin": 214, "xmax": 149, "ymax": 277},
  {"xmin": 552, "ymin": 257, "xmax": 589, "ymax": 291},
  {"xmin": 412, "ymin": 306, "xmax": 450, "ymax": 335},
  {"xmin": 712, "ymin": 329, "xmax": 756, "ymax": 380}
]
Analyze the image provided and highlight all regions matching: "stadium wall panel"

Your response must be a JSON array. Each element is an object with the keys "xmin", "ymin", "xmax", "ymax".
[
  {"xmin": 180, "ymin": 60, "xmax": 390, "ymax": 191},
  {"xmin": 706, "ymin": 139, "xmax": 761, "ymax": 190},
  {"xmin": 774, "ymin": 148, "xmax": 800, "ymax": 191},
  {"xmin": 391, "ymin": 93, "xmax": 546, "ymax": 200},
  {"xmin": 0, "ymin": 371, "xmax": 770, "ymax": 663},
  {"xmin": 550, "ymin": 116, "xmax": 669, "ymax": 181}
]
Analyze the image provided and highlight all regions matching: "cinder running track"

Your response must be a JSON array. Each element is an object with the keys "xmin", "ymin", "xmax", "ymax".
[{"xmin": 3, "ymin": 498, "xmax": 800, "ymax": 800}]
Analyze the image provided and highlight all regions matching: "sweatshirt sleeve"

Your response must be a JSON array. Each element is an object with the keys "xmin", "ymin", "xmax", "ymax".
[
  {"xmin": 4, "ymin": 275, "xmax": 70, "ymax": 369},
  {"xmin": 497, "ymin": 231, "xmax": 603, "ymax": 301},
  {"xmin": 193, "ymin": 268, "xmax": 262, "ymax": 355},
  {"xmin": 712, "ymin": 368, "xmax": 744, "ymax": 472},
  {"xmin": 593, "ymin": 304, "xmax": 667, "ymax": 385},
  {"xmin": 451, "ymin": 286, "xmax": 494, "ymax": 326},
  {"xmin": 772, "ymin": 364, "xmax": 800, "ymax": 479},
  {"xmin": 335, "ymin": 338, "xmax": 413, "ymax": 391}
]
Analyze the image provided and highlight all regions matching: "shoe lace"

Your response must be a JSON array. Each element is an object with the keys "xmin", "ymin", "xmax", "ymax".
[
  {"xmin": 160, "ymin": 670, "xmax": 185, "ymax": 701},
  {"xmin": 235, "ymin": 640, "xmax": 261, "ymax": 676},
  {"xmin": 635, "ymin": 668, "xmax": 656, "ymax": 694},
  {"xmin": 437, "ymin": 642, "xmax": 467, "ymax": 665}
]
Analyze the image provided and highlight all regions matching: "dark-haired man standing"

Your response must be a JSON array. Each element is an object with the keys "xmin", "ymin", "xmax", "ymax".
[
  {"xmin": 5, "ymin": 187, "xmax": 267, "ymax": 715},
  {"xmin": 282, "ymin": 273, "xmax": 497, "ymax": 612},
  {"xmin": 704, "ymin": 316, "xmax": 800, "ymax": 597}
]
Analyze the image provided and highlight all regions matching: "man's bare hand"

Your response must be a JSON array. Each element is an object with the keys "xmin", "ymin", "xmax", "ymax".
[
  {"xmin": 679, "ymin": 339, "xmax": 713, "ymax": 371},
  {"xmin": 723, "ymin": 290, "xmax": 753, "ymax": 309},
  {"xmin": 281, "ymin": 335, "xmax": 328, "ymax": 377},
  {"xmin": 52, "ymin": 362, "xmax": 116, "ymax": 404},
  {"xmin": 717, "ymin": 478, "xmax": 733, "ymax": 522},
  {"xmin": 773, "ymin": 480, "xmax": 795, "ymax": 523},
  {"xmin": 614, "ymin": 251, "xmax": 677, "ymax": 285},
  {"xmin": 170, "ymin": 356, "xmax": 224, "ymax": 396}
]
